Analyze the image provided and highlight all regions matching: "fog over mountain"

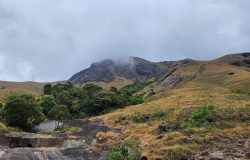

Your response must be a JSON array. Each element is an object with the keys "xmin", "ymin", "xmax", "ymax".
[{"xmin": 0, "ymin": 0, "xmax": 250, "ymax": 81}]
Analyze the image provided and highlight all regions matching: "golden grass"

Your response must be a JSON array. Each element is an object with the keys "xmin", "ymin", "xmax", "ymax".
[
  {"xmin": 96, "ymin": 62, "xmax": 250, "ymax": 159},
  {"xmin": 0, "ymin": 81, "xmax": 45, "ymax": 100}
]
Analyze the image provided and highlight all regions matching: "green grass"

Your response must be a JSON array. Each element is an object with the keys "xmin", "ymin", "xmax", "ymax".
[
  {"xmin": 107, "ymin": 138, "xmax": 142, "ymax": 160},
  {"xmin": 37, "ymin": 126, "xmax": 82, "ymax": 135}
]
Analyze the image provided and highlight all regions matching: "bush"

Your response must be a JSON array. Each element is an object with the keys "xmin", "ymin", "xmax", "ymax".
[
  {"xmin": 107, "ymin": 139, "xmax": 142, "ymax": 160},
  {"xmin": 129, "ymin": 95, "xmax": 143, "ymax": 105},
  {"xmin": 3, "ymin": 94, "xmax": 45, "ymax": 131},
  {"xmin": 43, "ymin": 83, "xmax": 52, "ymax": 95},
  {"xmin": 131, "ymin": 112, "xmax": 148, "ymax": 123},
  {"xmin": 38, "ymin": 95, "xmax": 57, "ymax": 116},
  {"xmin": 153, "ymin": 109, "xmax": 167, "ymax": 119},
  {"xmin": 189, "ymin": 105, "xmax": 215, "ymax": 127},
  {"xmin": 48, "ymin": 105, "xmax": 70, "ymax": 120}
]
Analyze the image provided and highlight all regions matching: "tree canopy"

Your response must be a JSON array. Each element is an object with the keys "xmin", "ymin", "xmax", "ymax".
[{"xmin": 3, "ymin": 94, "xmax": 45, "ymax": 131}]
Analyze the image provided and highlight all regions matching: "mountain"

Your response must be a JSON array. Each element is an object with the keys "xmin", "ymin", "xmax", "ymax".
[
  {"xmin": 69, "ymin": 53, "xmax": 250, "ymax": 91},
  {"xmin": 0, "ymin": 53, "xmax": 249, "ymax": 159},
  {"xmin": 96, "ymin": 53, "xmax": 250, "ymax": 159}
]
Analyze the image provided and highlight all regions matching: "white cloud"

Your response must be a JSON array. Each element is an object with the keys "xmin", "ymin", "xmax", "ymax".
[{"xmin": 0, "ymin": 0, "xmax": 249, "ymax": 81}]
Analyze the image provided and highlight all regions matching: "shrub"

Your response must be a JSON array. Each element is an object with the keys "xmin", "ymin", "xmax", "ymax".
[
  {"xmin": 38, "ymin": 95, "xmax": 57, "ymax": 116},
  {"xmin": 115, "ymin": 115, "xmax": 128, "ymax": 123},
  {"xmin": 129, "ymin": 95, "xmax": 143, "ymax": 105},
  {"xmin": 153, "ymin": 109, "xmax": 167, "ymax": 119},
  {"xmin": 43, "ymin": 83, "xmax": 52, "ymax": 95},
  {"xmin": 107, "ymin": 139, "xmax": 142, "ymax": 160},
  {"xmin": 3, "ymin": 94, "xmax": 45, "ymax": 131},
  {"xmin": 48, "ymin": 105, "xmax": 70, "ymax": 120},
  {"xmin": 131, "ymin": 112, "xmax": 148, "ymax": 123},
  {"xmin": 189, "ymin": 105, "xmax": 215, "ymax": 127}
]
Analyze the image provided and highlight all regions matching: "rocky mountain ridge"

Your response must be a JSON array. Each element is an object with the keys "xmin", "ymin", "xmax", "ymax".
[{"xmin": 69, "ymin": 53, "xmax": 250, "ymax": 89}]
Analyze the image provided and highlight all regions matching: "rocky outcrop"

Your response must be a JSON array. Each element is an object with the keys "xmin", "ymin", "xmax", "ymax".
[
  {"xmin": 1, "ymin": 119, "xmax": 121, "ymax": 160},
  {"xmin": 69, "ymin": 57, "xmax": 188, "ymax": 85}
]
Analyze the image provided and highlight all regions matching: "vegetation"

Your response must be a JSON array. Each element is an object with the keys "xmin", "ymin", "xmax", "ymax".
[
  {"xmin": 38, "ymin": 126, "xmax": 82, "ymax": 135},
  {"xmin": 38, "ymin": 95, "xmax": 56, "ymax": 116},
  {"xmin": 107, "ymin": 139, "xmax": 142, "ymax": 160},
  {"xmin": 2, "ymin": 94, "xmax": 45, "ymax": 131},
  {"xmin": 115, "ymin": 109, "xmax": 168, "ymax": 123},
  {"xmin": 48, "ymin": 105, "xmax": 71, "ymax": 120},
  {"xmin": 42, "ymin": 82, "xmax": 150, "ymax": 118}
]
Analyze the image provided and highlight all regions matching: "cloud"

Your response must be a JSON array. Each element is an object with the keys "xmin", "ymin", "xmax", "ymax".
[{"xmin": 0, "ymin": 0, "xmax": 249, "ymax": 81}]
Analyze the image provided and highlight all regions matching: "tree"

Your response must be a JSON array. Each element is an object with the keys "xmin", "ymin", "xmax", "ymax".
[
  {"xmin": 3, "ymin": 94, "xmax": 45, "ymax": 131},
  {"xmin": 43, "ymin": 83, "xmax": 52, "ymax": 95},
  {"xmin": 38, "ymin": 95, "xmax": 57, "ymax": 116},
  {"xmin": 48, "ymin": 105, "xmax": 70, "ymax": 120}
]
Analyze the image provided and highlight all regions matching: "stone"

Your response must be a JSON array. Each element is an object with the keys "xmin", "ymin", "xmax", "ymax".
[
  {"xmin": 141, "ymin": 156, "xmax": 148, "ymax": 160},
  {"xmin": 156, "ymin": 135, "xmax": 164, "ymax": 139},
  {"xmin": 158, "ymin": 124, "xmax": 168, "ymax": 132},
  {"xmin": 210, "ymin": 151, "xmax": 224, "ymax": 160}
]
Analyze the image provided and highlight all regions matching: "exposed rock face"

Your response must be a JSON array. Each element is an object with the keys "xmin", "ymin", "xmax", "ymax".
[
  {"xmin": 5, "ymin": 132, "xmax": 64, "ymax": 148},
  {"xmin": 0, "ymin": 119, "xmax": 121, "ymax": 160},
  {"xmin": 210, "ymin": 151, "xmax": 224, "ymax": 160},
  {"xmin": 69, "ymin": 57, "xmax": 170, "ymax": 84}
]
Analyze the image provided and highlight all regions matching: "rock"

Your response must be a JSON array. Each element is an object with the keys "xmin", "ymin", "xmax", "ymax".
[
  {"xmin": 0, "ymin": 150, "xmax": 6, "ymax": 157},
  {"xmin": 141, "ymin": 156, "xmax": 148, "ymax": 160},
  {"xmin": 245, "ymin": 142, "xmax": 250, "ymax": 158},
  {"xmin": 156, "ymin": 135, "xmax": 164, "ymax": 139},
  {"xmin": 69, "ymin": 57, "xmax": 168, "ymax": 84},
  {"xmin": 158, "ymin": 124, "xmax": 168, "ymax": 133},
  {"xmin": 5, "ymin": 132, "xmax": 64, "ymax": 148},
  {"xmin": 196, "ymin": 156, "xmax": 204, "ymax": 160},
  {"xmin": 210, "ymin": 151, "xmax": 224, "ymax": 160},
  {"xmin": 241, "ymin": 53, "xmax": 250, "ymax": 58},
  {"xmin": 0, "ymin": 148, "xmax": 40, "ymax": 160},
  {"xmin": 62, "ymin": 139, "xmax": 86, "ymax": 148},
  {"xmin": 200, "ymin": 151, "xmax": 209, "ymax": 156}
]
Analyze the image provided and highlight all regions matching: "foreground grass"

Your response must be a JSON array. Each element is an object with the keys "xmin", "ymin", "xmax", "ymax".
[{"xmin": 97, "ymin": 83, "xmax": 250, "ymax": 159}]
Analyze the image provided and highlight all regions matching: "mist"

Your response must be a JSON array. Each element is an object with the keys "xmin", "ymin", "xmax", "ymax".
[{"xmin": 0, "ymin": 0, "xmax": 250, "ymax": 81}]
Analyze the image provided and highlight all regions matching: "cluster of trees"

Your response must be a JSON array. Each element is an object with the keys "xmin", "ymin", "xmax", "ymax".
[
  {"xmin": 43, "ymin": 82, "xmax": 145, "ymax": 118},
  {"xmin": 0, "ymin": 82, "xmax": 149, "ymax": 131},
  {"xmin": 1, "ymin": 94, "xmax": 45, "ymax": 131}
]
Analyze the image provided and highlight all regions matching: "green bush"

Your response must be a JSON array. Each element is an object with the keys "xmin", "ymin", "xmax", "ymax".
[
  {"xmin": 107, "ymin": 139, "xmax": 142, "ymax": 160},
  {"xmin": 3, "ymin": 94, "xmax": 45, "ymax": 131},
  {"xmin": 48, "ymin": 105, "xmax": 70, "ymax": 120},
  {"xmin": 115, "ymin": 115, "xmax": 128, "ymax": 123},
  {"xmin": 131, "ymin": 112, "xmax": 148, "ymax": 123},
  {"xmin": 153, "ymin": 109, "xmax": 167, "ymax": 119},
  {"xmin": 38, "ymin": 95, "xmax": 57, "ymax": 116},
  {"xmin": 190, "ymin": 105, "xmax": 215, "ymax": 127}
]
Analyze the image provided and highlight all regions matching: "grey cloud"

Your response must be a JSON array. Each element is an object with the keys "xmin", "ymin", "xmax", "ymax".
[{"xmin": 0, "ymin": 0, "xmax": 250, "ymax": 81}]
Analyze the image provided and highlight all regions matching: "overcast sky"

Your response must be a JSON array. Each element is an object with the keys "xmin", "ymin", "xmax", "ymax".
[{"xmin": 0, "ymin": 0, "xmax": 250, "ymax": 82}]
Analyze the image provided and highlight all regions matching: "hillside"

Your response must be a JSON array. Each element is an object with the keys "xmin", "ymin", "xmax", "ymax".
[
  {"xmin": 0, "ymin": 53, "xmax": 249, "ymax": 159},
  {"xmin": 0, "ymin": 81, "xmax": 44, "ymax": 100},
  {"xmin": 93, "ymin": 53, "xmax": 250, "ymax": 159},
  {"xmin": 70, "ymin": 53, "xmax": 250, "ymax": 92}
]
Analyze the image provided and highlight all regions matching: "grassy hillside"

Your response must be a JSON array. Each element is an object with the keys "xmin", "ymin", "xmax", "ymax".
[
  {"xmin": 0, "ymin": 81, "xmax": 45, "ymax": 100},
  {"xmin": 97, "ymin": 56, "xmax": 250, "ymax": 159}
]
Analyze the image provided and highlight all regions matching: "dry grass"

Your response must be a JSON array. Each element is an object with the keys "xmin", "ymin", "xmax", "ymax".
[
  {"xmin": 96, "ymin": 61, "xmax": 250, "ymax": 159},
  {"xmin": 0, "ymin": 81, "xmax": 45, "ymax": 100}
]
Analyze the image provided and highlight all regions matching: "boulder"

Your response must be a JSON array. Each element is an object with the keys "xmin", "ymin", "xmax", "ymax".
[
  {"xmin": 158, "ymin": 124, "xmax": 168, "ymax": 133},
  {"xmin": 210, "ymin": 151, "xmax": 224, "ymax": 160}
]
